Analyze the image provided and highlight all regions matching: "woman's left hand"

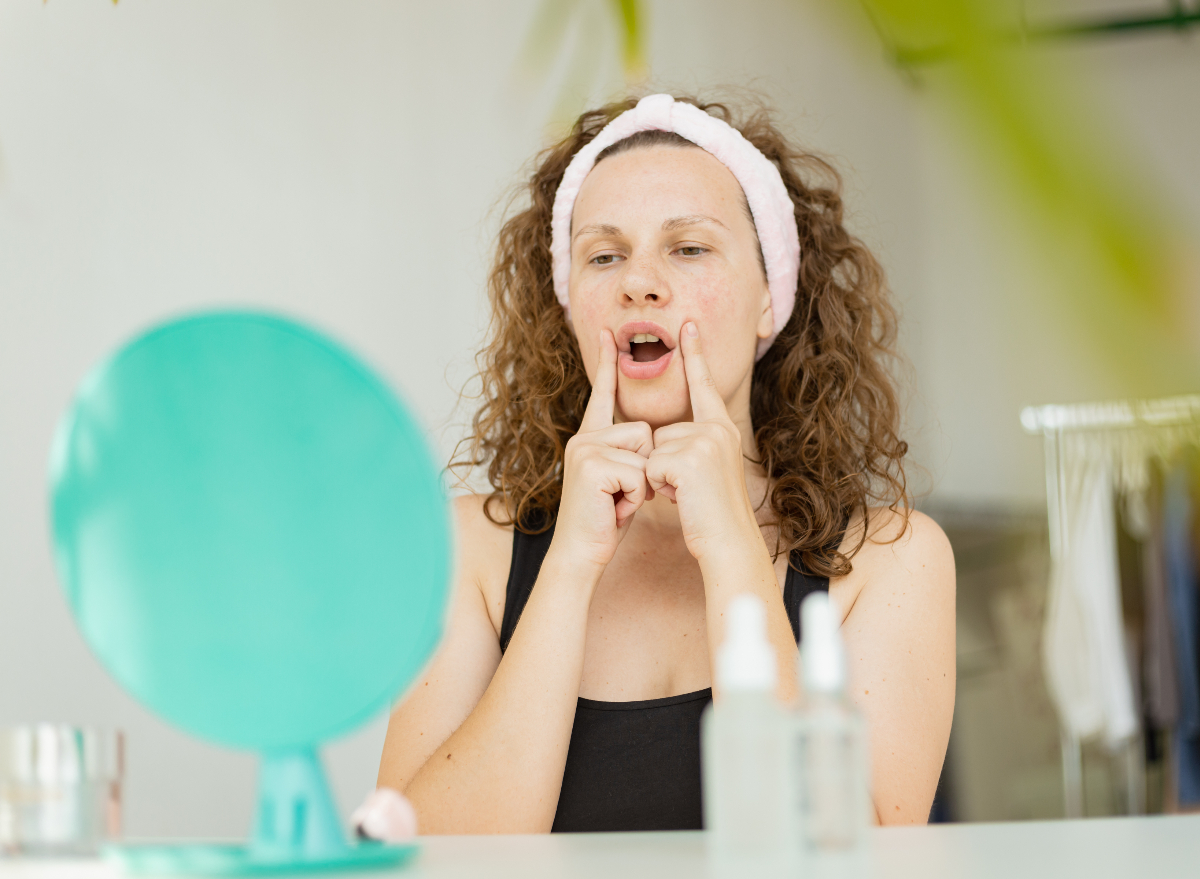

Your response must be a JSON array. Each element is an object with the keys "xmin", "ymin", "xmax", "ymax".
[{"xmin": 646, "ymin": 321, "xmax": 761, "ymax": 562}]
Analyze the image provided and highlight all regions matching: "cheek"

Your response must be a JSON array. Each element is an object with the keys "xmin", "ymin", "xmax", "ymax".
[
  {"xmin": 570, "ymin": 289, "xmax": 609, "ymax": 375},
  {"xmin": 573, "ymin": 291, "xmax": 609, "ymax": 329},
  {"xmin": 682, "ymin": 272, "xmax": 763, "ymax": 388},
  {"xmin": 572, "ymin": 298, "xmax": 608, "ymax": 344},
  {"xmin": 686, "ymin": 273, "xmax": 758, "ymax": 330}
]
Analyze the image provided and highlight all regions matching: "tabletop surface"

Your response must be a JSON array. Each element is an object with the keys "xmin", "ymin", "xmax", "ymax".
[{"xmin": 2, "ymin": 814, "xmax": 1198, "ymax": 879}]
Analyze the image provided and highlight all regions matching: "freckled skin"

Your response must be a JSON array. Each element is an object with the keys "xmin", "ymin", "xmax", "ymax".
[{"xmin": 568, "ymin": 145, "xmax": 772, "ymax": 429}]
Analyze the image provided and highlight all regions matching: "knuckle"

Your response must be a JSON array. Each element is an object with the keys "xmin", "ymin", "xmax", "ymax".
[{"xmin": 708, "ymin": 423, "xmax": 734, "ymax": 445}]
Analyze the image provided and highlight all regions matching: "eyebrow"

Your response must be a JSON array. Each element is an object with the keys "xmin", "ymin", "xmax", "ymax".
[
  {"xmin": 572, "ymin": 223, "xmax": 622, "ymax": 242},
  {"xmin": 572, "ymin": 214, "xmax": 728, "ymax": 242},
  {"xmin": 661, "ymin": 214, "xmax": 727, "ymax": 232}
]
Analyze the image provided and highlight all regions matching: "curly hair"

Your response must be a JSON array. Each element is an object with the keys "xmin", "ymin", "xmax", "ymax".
[{"xmin": 451, "ymin": 95, "xmax": 909, "ymax": 578}]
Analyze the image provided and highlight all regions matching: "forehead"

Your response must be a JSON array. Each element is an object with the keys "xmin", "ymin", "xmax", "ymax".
[{"xmin": 572, "ymin": 144, "xmax": 750, "ymax": 230}]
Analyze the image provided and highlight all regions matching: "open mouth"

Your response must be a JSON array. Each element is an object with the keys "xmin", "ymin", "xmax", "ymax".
[
  {"xmin": 617, "ymin": 322, "xmax": 676, "ymax": 380},
  {"xmin": 629, "ymin": 333, "xmax": 671, "ymax": 363}
]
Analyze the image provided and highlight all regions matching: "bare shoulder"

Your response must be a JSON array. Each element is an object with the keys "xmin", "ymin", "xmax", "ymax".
[
  {"xmin": 839, "ymin": 506, "xmax": 952, "ymax": 574},
  {"xmin": 831, "ymin": 507, "xmax": 956, "ymax": 824},
  {"xmin": 831, "ymin": 507, "xmax": 955, "ymax": 621},
  {"xmin": 451, "ymin": 493, "xmax": 515, "ymax": 638}
]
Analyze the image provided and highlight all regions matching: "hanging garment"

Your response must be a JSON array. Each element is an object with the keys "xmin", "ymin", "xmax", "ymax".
[
  {"xmin": 1163, "ymin": 458, "xmax": 1200, "ymax": 805},
  {"xmin": 1138, "ymin": 471, "xmax": 1180, "ymax": 729},
  {"xmin": 1044, "ymin": 453, "xmax": 1139, "ymax": 748},
  {"xmin": 1116, "ymin": 508, "xmax": 1145, "ymax": 722}
]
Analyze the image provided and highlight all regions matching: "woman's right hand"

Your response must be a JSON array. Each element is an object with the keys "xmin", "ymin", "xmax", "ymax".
[{"xmin": 550, "ymin": 329, "xmax": 654, "ymax": 572}]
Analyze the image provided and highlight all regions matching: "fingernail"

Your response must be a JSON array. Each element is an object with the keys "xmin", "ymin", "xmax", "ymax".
[{"xmin": 686, "ymin": 322, "xmax": 698, "ymax": 338}]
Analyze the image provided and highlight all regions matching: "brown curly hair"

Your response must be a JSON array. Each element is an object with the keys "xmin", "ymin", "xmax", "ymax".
[{"xmin": 451, "ymin": 95, "xmax": 909, "ymax": 578}]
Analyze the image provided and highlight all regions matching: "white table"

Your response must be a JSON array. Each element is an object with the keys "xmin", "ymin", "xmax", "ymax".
[{"xmin": 3, "ymin": 816, "xmax": 1198, "ymax": 878}]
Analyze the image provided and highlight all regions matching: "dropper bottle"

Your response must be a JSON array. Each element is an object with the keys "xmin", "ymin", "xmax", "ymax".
[
  {"xmin": 794, "ymin": 591, "xmax": 871, "ymax": 857},
  {"xmin": 701, "ymin": 594, "xmax": 790, "ymax": 865}
]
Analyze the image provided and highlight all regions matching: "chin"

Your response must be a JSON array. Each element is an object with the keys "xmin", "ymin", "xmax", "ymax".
[{"xmin": 615, "ymin": 386, "xmax": 691, "ymax": 428}]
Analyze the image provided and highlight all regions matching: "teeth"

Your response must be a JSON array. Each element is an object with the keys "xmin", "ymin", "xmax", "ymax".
[{"xmin": 630, "ymin": 333, "xmax": 661, "ymax": 344}]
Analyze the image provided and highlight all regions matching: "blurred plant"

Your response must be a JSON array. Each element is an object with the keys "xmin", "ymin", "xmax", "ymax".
[
  {"xmin": 515, "ymin": 0, "xmax": 647, "ymax": 132},
  {"xmin": 519, "ymin": 0, "xmax": 1198, "ymax": 395},
  {"xmin": 857, "ymin": 0, "xmax": 1198, "ymax": 394}
]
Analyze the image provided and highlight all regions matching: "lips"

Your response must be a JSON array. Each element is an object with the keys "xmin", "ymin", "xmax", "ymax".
[{"xmin": 616, "ymin": 320, "xmax": 675, "ymax": 380}]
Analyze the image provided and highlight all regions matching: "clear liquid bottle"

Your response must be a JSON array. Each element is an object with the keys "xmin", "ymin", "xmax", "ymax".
[
  {"xmin": 701, "ymin": 594, "xmax": 790, "ymax": 868},
  {"xmin": 792, "ymin": 592, "xmax": 872, "ymax": 867}
]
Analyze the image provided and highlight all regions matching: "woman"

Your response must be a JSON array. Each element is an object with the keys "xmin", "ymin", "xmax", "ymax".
[{"xmin": 371, "ymin": 94, "xmax": 955, "ymax": 834}]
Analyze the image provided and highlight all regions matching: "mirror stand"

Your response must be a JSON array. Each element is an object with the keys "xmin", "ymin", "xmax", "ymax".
[{"xmin": 105, "ymin": 750, "xmax": 414, "ymax": 876}]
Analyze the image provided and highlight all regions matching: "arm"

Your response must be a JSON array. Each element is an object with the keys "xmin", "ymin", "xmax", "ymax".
[
  {"xmin": 646, "ymin": 322, "xmax": 799, "ymax": 701},
  {"xmin": 379, "ymin": 331, "xmax": 654, "ymax": 833},
  {"xmin": 695, "ymin": 529, "xmax": 799, "ymax": 702},
  {"xmin": 376, "ymin": 495, "xmax": 505, "ymax": 794},
  {"xmin": 389, "ymin": 496, "xmax": 601, "ymax": 833},
  {"xmin": 685, "ymin": 488, "xmax": 798, "ymax": 703},
  {"xmin": 835, "ymin": 508, "xmax": 956, "ymax": 825},
  {"xmin": 646, "ymin": 324, "xmax": 954, "ymax": 820},
  {"xmin": 377, "ymin": 494, "xmax": 606, "ymax": 833}
]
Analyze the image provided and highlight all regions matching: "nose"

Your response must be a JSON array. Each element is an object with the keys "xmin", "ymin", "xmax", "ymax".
[{"xmin": 618, "ymin": 253, "xmax": 671, "ymax": 307}]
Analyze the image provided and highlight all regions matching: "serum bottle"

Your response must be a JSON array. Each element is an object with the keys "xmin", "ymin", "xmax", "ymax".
[
  {"xmin": 701, "ymin": 594, "xmax": 790, "ymax": 866},
  {"xmin": 793, "ymin": 591, "xmax": 872, "ymax": 860}
]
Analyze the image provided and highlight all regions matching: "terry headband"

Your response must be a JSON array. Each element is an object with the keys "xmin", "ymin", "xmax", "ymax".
[{"xmin": 550, "ymin": 93, "xmax": 801, "ymax": 360}]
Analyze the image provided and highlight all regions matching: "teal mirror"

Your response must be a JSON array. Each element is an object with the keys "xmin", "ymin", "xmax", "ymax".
[{"xmin": 48, "ymin": 311, "xmax": 450, "ymax": 874}]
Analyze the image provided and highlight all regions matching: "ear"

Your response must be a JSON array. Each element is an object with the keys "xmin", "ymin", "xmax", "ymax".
[{"xmin": 755, "ymin": 282, "xmax": 774, "ymax": 340}]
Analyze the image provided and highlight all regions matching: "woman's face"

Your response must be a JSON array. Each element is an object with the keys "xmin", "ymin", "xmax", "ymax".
[{"xmin": 568, "ymin": 145, "xmax": 773, "ymax": 428}]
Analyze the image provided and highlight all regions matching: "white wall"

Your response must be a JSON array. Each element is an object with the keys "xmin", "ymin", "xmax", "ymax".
[
  {"xmin": 0, "ymin": 0, "xmax": 551, "ymax": 840},
  {"xmin": 1, "ymin": 0, "xmax": 1197, "ymax": 838},
  {"xmin": 910, "ymin": 29, "xmax": 1200, "ymax": 505}
]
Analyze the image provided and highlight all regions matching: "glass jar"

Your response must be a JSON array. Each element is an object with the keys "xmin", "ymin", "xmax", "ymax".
[{"xmin": 0, "ymin": 725, "xmax": 123, "ymax": 857}]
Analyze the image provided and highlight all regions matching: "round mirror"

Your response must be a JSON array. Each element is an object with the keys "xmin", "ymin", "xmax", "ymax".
[{"xmin": 49, "ymin": 310, "xmax": 449, "ymax": 753}]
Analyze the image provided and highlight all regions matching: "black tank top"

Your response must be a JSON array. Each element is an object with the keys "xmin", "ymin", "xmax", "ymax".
[{"xmin": 498, "ymin": 513, "xmax": 834, "ymax": 833}]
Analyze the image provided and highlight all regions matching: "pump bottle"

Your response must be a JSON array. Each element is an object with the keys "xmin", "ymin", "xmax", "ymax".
[
  {"xmin": 792, "ymin": 591, "xmax": 871, "ymax": 859},
  {"xmin": 700, "ymin": 594, "xmax": 790, "ymax": 865}
]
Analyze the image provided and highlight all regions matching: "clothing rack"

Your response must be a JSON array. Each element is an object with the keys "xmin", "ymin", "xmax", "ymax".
[
  {"xmin": 1022, "ymin": 394, "xmax": 1200, "ymax": 818},
  {"xmin": 1021, "ymin": 396, "xmax": 1200, "ymax": 433}
]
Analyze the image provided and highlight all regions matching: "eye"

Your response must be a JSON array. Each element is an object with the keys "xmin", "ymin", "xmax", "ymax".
[
  {"xmin": 675, "ymin": 245, "xmax": 707, "ymax": 257},
  {"xmin": 590, "ymin": 253, "xmax": 622, "ymax": 265}
]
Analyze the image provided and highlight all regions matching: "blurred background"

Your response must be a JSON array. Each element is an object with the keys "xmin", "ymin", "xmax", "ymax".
[{"xmin": 2, "ymin": 0, "xmax": 1198, "ymax": 839}]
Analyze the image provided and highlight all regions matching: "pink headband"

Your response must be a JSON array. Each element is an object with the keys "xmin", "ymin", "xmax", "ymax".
[{"xmin": 550, "ymin": 94, "xmax": 801, "ymax": 360}]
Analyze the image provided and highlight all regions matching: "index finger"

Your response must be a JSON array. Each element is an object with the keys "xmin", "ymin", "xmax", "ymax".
[
  {"xmin": 580, "ymin": 329, "xmax": 618, "ymax": 431},
  {"xmin": 679, "ymin": 321, "xmax": 728, "ymax": 423}
]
